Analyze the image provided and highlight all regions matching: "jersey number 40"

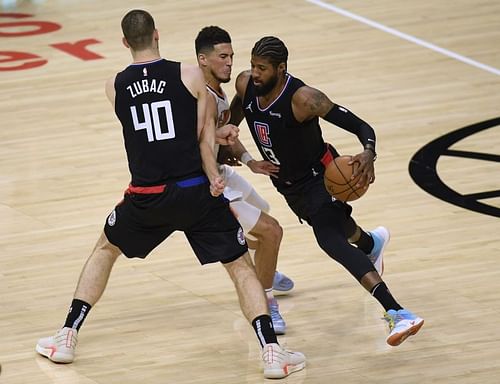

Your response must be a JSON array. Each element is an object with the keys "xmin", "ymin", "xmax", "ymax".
[{"xmin": 130, "ymin": 100, "xmax": 175, "ymax": 142}]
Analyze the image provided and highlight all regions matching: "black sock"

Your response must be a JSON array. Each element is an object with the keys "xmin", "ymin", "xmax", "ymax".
[
  {"xmin": 252, "ymin": 314, "xmax": 278, "ymax": 348},
  {"xmin": 63, "ymin": 299, "xmax": 92, "ymax": 331},
  {"xmin": 370, "ymin": 282, "xmax": 403, "ymax": 312},
  {"xmin": 351, "ymin": 230, "xmax": 374, "ymax": 254}
]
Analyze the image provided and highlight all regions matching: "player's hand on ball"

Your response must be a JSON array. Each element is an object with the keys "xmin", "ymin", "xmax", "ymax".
[
  {"xmin": 324, "ymin": 155, "xmax": 369, "ymax": 202},
  {"xmin": 350, "ymin": 150, "xmax": 375, "ymax": 187}
]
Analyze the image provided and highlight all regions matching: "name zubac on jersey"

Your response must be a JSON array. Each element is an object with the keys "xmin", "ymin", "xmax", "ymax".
[{"xmin": 127, "ymin": 79, "xmax": 166, "ymax": 99}]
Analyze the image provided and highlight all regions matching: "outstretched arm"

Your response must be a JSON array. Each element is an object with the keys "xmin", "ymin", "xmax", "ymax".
[{"xmin": 293, "ymin": 86, "xmax": 377, "ymax": 186}]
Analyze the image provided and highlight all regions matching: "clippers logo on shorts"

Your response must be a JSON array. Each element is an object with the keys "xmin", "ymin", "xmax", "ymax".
[
  {"xmin": 237, "ymin": 227, "xmax": 246, "ymax": 245},
  {"xmin": 107, "ymin": 210, "xmax": 116, "ymax": 226},
  {"xmin": 254, "ymin": 121, "xmax": 272, "ymax": 147}
]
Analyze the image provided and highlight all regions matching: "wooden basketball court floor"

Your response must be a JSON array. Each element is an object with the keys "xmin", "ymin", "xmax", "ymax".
[{"xmin": 1, "ymin": 1, "xmax": 499, "ymax": 383}]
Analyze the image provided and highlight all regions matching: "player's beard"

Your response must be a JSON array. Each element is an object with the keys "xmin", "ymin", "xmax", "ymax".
[{"xmin": 254, "ymin": 74, "xmax": 278, "ymax": 96}]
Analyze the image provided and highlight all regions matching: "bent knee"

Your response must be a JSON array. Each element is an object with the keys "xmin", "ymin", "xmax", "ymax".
[
  {"xmin": 250, "ymin": 213, "xmax": 283, "ymax": 242},
  {"xmin": 96, "ymin": 232, "xmax": 122, "ymax": 258},
  {"xmin": 222, "ymin": 252, "xmax": 255, "ymax": 275},
  {"xmin": 316, "ymin": 232, "xmax": 346, "ymax": 256},
  {"xmin": 260, "ymin": 200, "xmax": 270, "ymax": 214}
]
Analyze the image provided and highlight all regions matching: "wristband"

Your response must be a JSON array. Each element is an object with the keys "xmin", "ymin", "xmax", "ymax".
[
  {"xmin": 240, "ymin": 152, "xmax": 254, "ymax": 165},
  {"xmin": 364, "ymin": 144, "xmax": 377, "ymax": 161}
]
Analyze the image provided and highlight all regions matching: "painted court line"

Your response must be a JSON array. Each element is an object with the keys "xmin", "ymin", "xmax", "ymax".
[{"xmin": 306, "ymin": 0, "xmax": 500, "ymax": 76}]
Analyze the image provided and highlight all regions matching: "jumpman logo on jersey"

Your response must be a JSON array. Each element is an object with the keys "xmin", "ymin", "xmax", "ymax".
[
  {"xmin": 245, "ymin": 102, "xmax": 253, "ymax": 113},
  {"xmin": 254, "ymin": 122, "xmax": 272, "ymax": 147}
]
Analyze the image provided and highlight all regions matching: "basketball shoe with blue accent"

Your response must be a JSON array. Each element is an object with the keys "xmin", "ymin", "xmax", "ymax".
[
  {"xmin": 268, "ymin": 298, "xmax": 286, "ymax": 335},
  {"xmin": 368, "ymin": 226, "xmax": 390, "ymax": 275},
  {"xmin": 267, "ymin": 298, "xmax": 286, "ymax": 335},
  {"xmin": 384, "ymin": 309, "xmax": 424, "ymax": 346},
  {"xmin": 272, "ymin": 271, "xmax": 294, "ymax": 292}
]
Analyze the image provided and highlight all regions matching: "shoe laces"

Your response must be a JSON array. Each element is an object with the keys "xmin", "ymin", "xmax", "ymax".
[
  {"xmin": 384, "ymin": 309, "xmax": 415, "ymax": 330},
  {"xmin": 383, "ymin": 311, "xmax": 398, "ymax": 331},
  {"xmin": 55, "ymin": 328, "xmax": 77, "ymax": 348},
  {"xmin": 263, "ymin": 344, "xmax": 285, "ymax": 364}
]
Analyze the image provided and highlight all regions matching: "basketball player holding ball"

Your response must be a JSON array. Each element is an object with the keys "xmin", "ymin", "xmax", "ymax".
[
  {"xmin": 323, "ymin": 155, "xmax": 370, "ymax": 202},
  {"xmin": 227, "ymin": 36, "xmax": 424, "ymax": 346}
]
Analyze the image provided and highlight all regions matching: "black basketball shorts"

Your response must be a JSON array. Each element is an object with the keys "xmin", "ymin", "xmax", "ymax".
[
  {"xmin": 278, "ymin": 173, "xmax": 353, "ymax": 228},
  {"xmin": 104, "ymin": 177, "xmax": 248, "ymax": 264}
]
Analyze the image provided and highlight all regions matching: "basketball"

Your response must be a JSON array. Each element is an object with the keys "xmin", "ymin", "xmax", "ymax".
[{"xmin": 324, "ymin": 155, "xmax": 369, "ymax": 202}]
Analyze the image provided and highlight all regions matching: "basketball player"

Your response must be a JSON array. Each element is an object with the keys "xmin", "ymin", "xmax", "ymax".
[
  {"xmin": 195, "ymin": 26, "xmax": 295, "ymax": 334},
  {"xmin": 227, "ymin": 36, "xmax": 424, "ymax": 346},
  {"xmin": 35, "ymin": 14, "xmax": 305, "ymax": 379}
]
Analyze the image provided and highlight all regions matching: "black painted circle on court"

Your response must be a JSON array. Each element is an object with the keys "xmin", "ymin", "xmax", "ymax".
[{"xmin": 409, "ymin": 117, "xmax": 500, "ymax": 218}]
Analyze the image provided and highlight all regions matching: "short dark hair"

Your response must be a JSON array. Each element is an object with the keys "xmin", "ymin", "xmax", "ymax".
[
  {"xmin": 195, "ymin": 26, "xmax": 231, "ymax": 55},
  {"xmin": 121, "ymin": 9, "xmax": 155, "ymax": 50},
  {"xmin": 251, "ymin": 36, "xmax": 288, "ymax": 68}
]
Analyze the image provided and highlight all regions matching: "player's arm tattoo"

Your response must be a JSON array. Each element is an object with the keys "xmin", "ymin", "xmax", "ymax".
[
  {"xmin": 297, "ymin": 87, "xmax": 334, "ymax": 120},
  {"xmin": 308, "ymin": 90, "xmax": 333, "ymax": 116}
]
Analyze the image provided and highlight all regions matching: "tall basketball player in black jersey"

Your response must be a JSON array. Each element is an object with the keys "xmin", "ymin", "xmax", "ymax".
[
  {"xmin": 35, "ymin": 13, "xmax": 305, "ymax": 379},
  {"xmin": 229, "ymin": 36, "xmax": 424, "ymax": 347}
]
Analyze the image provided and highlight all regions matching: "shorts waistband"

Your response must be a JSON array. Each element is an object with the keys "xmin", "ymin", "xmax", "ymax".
[
  {"xmin": 175, "ymin": 175, "xmax": 208, "ymax": 188},
  {"xmin": 276, "ymin": 144, "xmax": 337, "ymax": 187},
  {"xmin": 320, "ymin": 143, "xmax": 335, "ymax": 167},
  {"xmin": 126, "ymin": 175, "xmax": 208, "ymax": 194},
  {"xmin": 126, "ymin": 184, "xmax": 166, "ymax": 194}
]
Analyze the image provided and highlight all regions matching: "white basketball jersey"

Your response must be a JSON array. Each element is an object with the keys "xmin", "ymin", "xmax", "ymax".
[
  {"xmin": 206, "ymin": 85, "xmax": 268, "ymax": 234},
  {"xmin": 206, "ymin": 85, "xmax": 231, "ymax": 127}
]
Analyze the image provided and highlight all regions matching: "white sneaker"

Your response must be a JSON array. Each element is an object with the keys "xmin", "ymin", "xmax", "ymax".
[
  {"xmin": 262, "ymin": 343, "xmax": 305, "ymax": 379},
  {"xmin": 36, "ymin": 327, "xmax": 78, "ymax": 363},
  {"xmin": 368, "ymin": 226, "xmax": 390, "ymax": 275},
  {"xmin": 384, "ymin": 309, "xmax": 424, "ymax": 346}
]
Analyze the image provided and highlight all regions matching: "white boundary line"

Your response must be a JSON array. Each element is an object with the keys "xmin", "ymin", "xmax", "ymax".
[{"xmin": 306, "ymin": 0, "xmax": 500, "ymax": 76}]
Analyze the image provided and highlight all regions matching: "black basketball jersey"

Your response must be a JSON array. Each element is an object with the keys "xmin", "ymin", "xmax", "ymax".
[
  {"xmin": 242, "ymin": 73, "xmax": 326, "ymax": 183},
  {"xmin": 114, "ymin": 58, "xmax": 202, "ymax": 186}
]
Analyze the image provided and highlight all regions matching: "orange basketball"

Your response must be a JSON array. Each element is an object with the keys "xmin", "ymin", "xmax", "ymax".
[{"xmin": 324, "ymin": 155, "xmax": 369, "ymax": 202}]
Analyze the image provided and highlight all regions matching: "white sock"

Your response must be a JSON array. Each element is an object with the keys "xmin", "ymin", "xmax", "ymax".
[{"xmin": 265, "ymin": 288, "xmax": 274, "ymax": 301}]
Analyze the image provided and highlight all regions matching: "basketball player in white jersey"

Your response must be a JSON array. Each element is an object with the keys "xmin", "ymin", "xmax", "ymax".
[{"xmin": 195, "ymin": 26, "xmax": 292, "ymax": 334}]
